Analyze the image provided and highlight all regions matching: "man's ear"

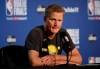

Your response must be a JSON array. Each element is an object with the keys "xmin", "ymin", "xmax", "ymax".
[{"xmin": 44, "ymin": 16, "xmax": 46, "ymax": 22}]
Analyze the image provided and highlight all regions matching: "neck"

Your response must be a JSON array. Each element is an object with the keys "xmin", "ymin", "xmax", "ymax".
[
  {"xmin": 48, "ymin": 34, "xmax": 55, "ymax": 40},
  {"xmin": 44, "ymin": 25, "xmax": 56, "ymax": 40}
]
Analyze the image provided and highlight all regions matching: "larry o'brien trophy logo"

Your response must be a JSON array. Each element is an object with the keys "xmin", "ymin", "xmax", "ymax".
[
  {"xmin": 6, "ymin": 0, "xmax": 27, "ymax": 20},
  {"xmin": 7, "ymin": 35, "xmax": 16, "ymax": 45}
]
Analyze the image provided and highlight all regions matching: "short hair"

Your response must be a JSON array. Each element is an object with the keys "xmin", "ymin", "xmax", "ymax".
[{"xmin": 45, "ymin": 4, "xmax": 65, "ymax": 17}]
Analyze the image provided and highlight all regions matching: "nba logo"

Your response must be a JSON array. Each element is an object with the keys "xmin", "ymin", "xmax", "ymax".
[
  {"xmin": 88, "ymin": 57, "xmax": 95, "ymax": 64},
  {"xmin": 88, "ymin": 0, "xmax": 95, "ymax": 16},
  {"xmin": 6, "ymin": 0, "xmax": 13, "ymax": 16}
]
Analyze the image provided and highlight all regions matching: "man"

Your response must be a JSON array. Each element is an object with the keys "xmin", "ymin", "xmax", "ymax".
[{"xmin": 25, "ymin": 4, "xmax": 82, "ymax": 66}]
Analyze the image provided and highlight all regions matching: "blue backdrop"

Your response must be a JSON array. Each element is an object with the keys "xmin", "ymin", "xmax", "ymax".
[{"xmin": 0, "ymin": 0, "xmax": 100, "ymax": 64}]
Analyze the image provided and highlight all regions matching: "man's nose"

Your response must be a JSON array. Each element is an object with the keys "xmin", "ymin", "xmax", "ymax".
[{"xmin": 54, "ymin": 21, "xmax": 58, "ymax": 26}]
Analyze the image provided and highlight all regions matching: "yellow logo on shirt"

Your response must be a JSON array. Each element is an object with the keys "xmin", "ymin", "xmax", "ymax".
[{"xmin": 48, "ymin": 44, "xmax": 58, "ymax": 55}]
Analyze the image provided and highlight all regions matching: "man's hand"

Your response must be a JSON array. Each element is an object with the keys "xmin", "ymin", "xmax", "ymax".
[{"xmin": 41, "ymin": 55, "xmax": 56, "ymax": 66}]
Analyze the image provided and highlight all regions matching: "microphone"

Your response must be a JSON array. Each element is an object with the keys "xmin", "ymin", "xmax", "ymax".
[
  {"xmin": 60, "ymin": 32, "xmax": 70, "ymax": 64},
  {"xmin": 59, "ymin": 32, "xmax": 76, "ymax": 66},
  {"xmin": 60, "ymin": 32, "xmax": 69, "ymax": 43}
]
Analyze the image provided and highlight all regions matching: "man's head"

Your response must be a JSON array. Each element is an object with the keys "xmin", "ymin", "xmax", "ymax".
[{"xmin": 44, "ymin": 4, "xmax": 65, "ymax": 34}]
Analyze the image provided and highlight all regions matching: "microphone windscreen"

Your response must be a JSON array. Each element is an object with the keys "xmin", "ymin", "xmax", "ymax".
[
  {"xmin": 60, "ymin": 32, "xmax": 67, "ymax": 37},
  {"xmin": 60, "ymin": 32, "xmax": 69, "ymax": 42}
]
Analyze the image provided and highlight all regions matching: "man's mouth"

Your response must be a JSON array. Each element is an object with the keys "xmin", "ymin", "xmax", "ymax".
[{"xmin": 52, "ymin": 27, "xmax": 59, "ymax": 29}]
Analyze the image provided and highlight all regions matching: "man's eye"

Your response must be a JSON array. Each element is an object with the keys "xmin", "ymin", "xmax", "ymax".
[
  {"xmin": 50, "ymin": 19, "xmax": 55, "ymax": 21},
  {"xmin": 58, "ymin": 20, "xmax": 62, "ymax": 22},
  {"xmin": 58, "ymin": 20, "xmax": 61, "ymax": 21}
]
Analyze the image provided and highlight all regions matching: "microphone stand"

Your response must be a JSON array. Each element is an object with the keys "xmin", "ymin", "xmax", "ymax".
[
  {"xmin": 64, "ymin": 41, "xmax": 71, "ymax": 66},
  {"xmin": 62, "ymin": 37, "xmax": 70, "ymax": 65},
  {"xmin": 58, "ymin": 39, "xmax": 76, "ymax": 67},
  {"xmin": 66, "ymin": 44, "xmax": 69, "ymax": 65},
  {"xmin": 58, "ymin": 32, "xmax": 76, "ymax": 67},
  {"xmin": 65, "ymin": 42, "xmax": 76, "ymax": 66}
]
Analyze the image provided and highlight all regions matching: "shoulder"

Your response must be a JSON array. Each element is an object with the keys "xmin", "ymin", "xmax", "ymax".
[
  {"xmin": 29, "ymin": 25, "xmax": 44, "ymax": 34},
  {"xmin": 58, "ymin": 28, "xmax": 71, "ymax": 40},
  {"xmin": 27, "ymin": 25, "xmax": 44, "ymax": 38},
  {"xmin": 60, "ymin": 28, "xmax": 66, "ymax": 32},
  {"xmin": 58, "ymin": 28, "xmax": 69, "ymax": 35}
]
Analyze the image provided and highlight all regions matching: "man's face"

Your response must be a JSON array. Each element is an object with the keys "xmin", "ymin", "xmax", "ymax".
[{"xmin": 45, "ymin": 12, "xmax": 64, "ymax": 34}]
